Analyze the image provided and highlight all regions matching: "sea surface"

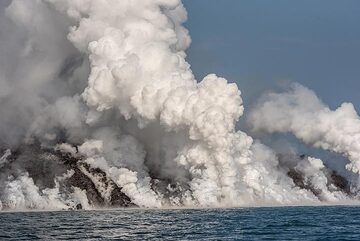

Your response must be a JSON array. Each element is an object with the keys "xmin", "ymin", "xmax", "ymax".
[{"xmin": 0, "ymin": 206, "xmax": 359, "ymax": 240}]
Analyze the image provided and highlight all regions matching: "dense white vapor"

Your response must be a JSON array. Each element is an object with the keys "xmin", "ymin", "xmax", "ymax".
[
  {"xmin": 0, "ymin": 0, "xmax": 358, "ymax": 210},
  {"xmin": 1, "ymin": 171, "xmax": 88, "ymax": 210},
  {"xmin": 295, "ymin": 157, "xmax": 349, "ymax": 201},
  {"xmin": 248, "ymin": 83, "xmax": 360, "ymax": 174},
  {"xmin": 42, "ymin": 0, "xmax": 256, "ymax": 207}
]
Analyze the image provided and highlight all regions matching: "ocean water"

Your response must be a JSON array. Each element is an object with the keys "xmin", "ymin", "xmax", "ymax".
[{"xmin": 0, "ymin": 206, "xmax": 359, "ymax": 240}]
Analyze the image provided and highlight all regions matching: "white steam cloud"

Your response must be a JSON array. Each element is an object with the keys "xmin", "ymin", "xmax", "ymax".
[
  {"xmin": 248, "ymin": 83, "xmax": 360, "ymax": 174},
  {"xmin": 0, "ymin": 0, "xmax": 359, "ymax": 210}
]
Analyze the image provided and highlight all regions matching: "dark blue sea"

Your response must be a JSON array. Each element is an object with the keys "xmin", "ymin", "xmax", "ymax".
[{"xmin": 0, "ymin": 206, "xmax": 359, "ymax": 240}]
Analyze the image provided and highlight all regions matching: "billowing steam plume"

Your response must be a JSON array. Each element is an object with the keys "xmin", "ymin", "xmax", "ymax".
[
  {"xmin": 248, "ymin": 83, "xmax": 360, "ymax": 174},
  {"xmin": 0, "ymin": 0, "xmax": 359, "ymax": 210}
]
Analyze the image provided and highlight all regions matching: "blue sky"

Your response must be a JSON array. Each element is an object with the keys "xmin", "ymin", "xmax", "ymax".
[{"xmin": 183, "ymin": 0, "xmax": 360, "ymax": 110}]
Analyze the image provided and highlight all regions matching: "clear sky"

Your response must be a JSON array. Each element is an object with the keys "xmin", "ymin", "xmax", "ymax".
[{"xmin": 183, "ymin": 0, "xmax": 360, "ymax": 110}]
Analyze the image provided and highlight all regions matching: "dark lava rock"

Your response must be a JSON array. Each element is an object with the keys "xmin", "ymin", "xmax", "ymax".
[
  {"xmin": 76, "ymin": 203, "xmax": 82, "ymax": 210},
  {"xmin": 0, "ymin": 144, "xmax": 135, "ymax": 209},
  {"xmin": 72, "ymin": 161, "xmax": 133, "ymax": 207},
  {"xmin": 330, "ymin": 171, "xmax": 350, "ymax": 194},
  {"xmin": 287, "ymin": 167, "xmax": 354, "ymax": 200},
  {"xmin": 287, "ymin": 169, "xmax": 322, "ymax": 198}
]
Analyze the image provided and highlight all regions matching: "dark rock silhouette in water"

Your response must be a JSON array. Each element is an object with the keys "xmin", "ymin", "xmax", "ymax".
[
  {"xmin": 1, "ymin": 145, "xmax": 358, "ymax": 209},
  {"xmin": 0, "ymin": 144, "xmax": 135, "ymax": 209},
  {"xmin": 330, "ymin": 171, "xmax": 351, "ymax": 194},
  {"xmin": 286, "ymin": 154, "xmax": 353, "ymax": 200},
  {"xmin": 287, "ymin": 168, "xmax": 322, "ymax": 197}
]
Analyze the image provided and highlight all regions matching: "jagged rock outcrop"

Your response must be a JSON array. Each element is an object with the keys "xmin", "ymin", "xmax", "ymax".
[
  {"xmin": 0, "ymin": 144, "xmax": 135, "ymax": 209},
  {"xmin": 286, "ymin": 155, "xmax": 354, "ymax": 200}
]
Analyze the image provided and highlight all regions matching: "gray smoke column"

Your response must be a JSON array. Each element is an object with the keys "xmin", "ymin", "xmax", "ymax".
[
  {"xmin": 0, "ymin": 0, "xmax": 358, "ymax": 210},
  {"xmin": 248, "ymin": 83, "xmax": 360, "ymax": 173}
]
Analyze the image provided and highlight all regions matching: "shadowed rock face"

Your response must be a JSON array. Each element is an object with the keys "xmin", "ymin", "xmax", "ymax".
[
  {"xmin": 58, "ymin": 150, "xmax": 133, "ymax": 207},
  {"xmin": 287, "ymin": 169, "xmax": 322, "ymax": 197},
  {"xmin": 0, "ymin": 144, "xmax": 135, "ymax": 209},
  {"xmin": 287, "ymin": 165, "xmax": 352, "ymax": 200},
  {"xmin": 277, "ymin": 154, "xmax": 356, "ymax": 200},
  {"xmin": 1, "ymin": 144, "xmax": 358, "ymax": 209},
  {"xmin": 330, "ymin": 171, "xmax": 351, "ymax": 194}
]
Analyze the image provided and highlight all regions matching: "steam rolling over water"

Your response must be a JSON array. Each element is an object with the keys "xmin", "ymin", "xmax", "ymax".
[{"xmin": 0, "ymin": 0, "xmax": 360, "ymax": 210}]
